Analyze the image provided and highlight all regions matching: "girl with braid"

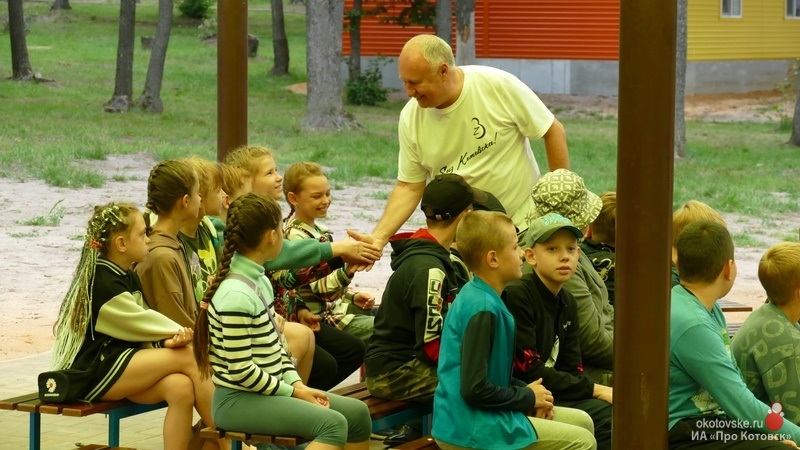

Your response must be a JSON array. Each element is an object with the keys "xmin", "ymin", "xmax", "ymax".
[
  {"xmin": 51, "ymin": 202, "xmax": 230, "ymax": 450},
  {"xmin": 194, "ymin": 193, "xmax": 372, "ymax": 450},
  {"xmin": 135, "ymin": 159, "xmax": 203, "ymax": 328},
  {"xmin": 226, "ymin": 145, "xmax": 381, "ymax": 389}
]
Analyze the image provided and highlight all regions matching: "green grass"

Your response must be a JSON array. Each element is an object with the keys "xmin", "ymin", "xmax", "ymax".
[
  {"xmin": 17, "ymin": 199, "xmax": 66, "ymax": 226},
  {"xmin": 1, "ymin": 1, "xmax": 799, "ymax": 220},
  {"xmin": 731, "ymin": 232, "xmax": 767, "ymax": 248}
]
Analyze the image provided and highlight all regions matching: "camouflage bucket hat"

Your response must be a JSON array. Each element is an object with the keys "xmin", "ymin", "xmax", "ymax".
[{"xmin": 529, "ymin": 169, "xmax": 602, "ymax": 230}]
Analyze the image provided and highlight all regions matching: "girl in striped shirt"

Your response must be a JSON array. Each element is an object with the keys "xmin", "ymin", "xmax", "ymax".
[{"xmin": 194, "ymin": 193, "xmax": 372, "ymax": 450}]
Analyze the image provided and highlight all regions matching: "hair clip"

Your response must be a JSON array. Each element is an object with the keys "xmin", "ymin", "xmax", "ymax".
[{"xmin": 87, "ymin": 239, "xmax": 103, "ymax": 251}]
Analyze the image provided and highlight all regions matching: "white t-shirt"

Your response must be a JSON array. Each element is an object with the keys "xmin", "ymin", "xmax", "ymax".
[{"xmin": 398, "ymin": 65, "xmax": 555, "ymax": 229}]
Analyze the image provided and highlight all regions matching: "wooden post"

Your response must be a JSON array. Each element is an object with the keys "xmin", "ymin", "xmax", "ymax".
[
  {"xmin": 217, "ymin": 0, "xmax": 249, "ymax": 161},
  {"xmin": 613, "ymin": 0, "xmax": 677, "ymax": 448}
]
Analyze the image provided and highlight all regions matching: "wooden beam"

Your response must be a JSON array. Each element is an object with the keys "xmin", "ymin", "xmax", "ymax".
[
  {"xmin": 217, "ymin": 0, "xmax": 249, "ymax": 161},
  {"xmin": 613, "ymin": 0, "xmax": 677, "ymax": 447}
]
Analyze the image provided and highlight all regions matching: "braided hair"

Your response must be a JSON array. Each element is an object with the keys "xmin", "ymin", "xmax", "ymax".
[
  {"xmin": 193, "ymin": 192, "xmax": 283, "ymax": 378},
  {"xmin": 282, "ymin": 161, "xmax": 325, "ymax": 223},
  {"xmin": 51, "ymin": 202, "xmax": 139, "ymax": 370}
]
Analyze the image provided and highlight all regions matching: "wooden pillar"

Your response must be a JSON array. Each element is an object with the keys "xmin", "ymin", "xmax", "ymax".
[
  {"xmin": 613, "ymin": 0, "xmax": 677, "ymax": 448},
  {"xmin": 217, "ymin": 0, "xmax": 248, "ymax": 161}
]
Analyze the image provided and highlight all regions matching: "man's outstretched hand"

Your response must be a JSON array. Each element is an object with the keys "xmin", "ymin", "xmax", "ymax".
[
  {"xmin": 344, "ymin": 230, "xmax": 389, "ymax": 272},
  {"xmin": 330, "ymin": 234, "xmax": 382, "ymax": 269}
]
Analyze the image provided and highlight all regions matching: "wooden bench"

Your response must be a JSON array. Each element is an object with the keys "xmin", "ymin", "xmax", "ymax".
[
  {"xmin": 200, "ymin": 427, "xmax": 306, "ymax": 449},
  {"xmin": 719, "ymin": 299, "xmax": 753, "ymax": 313},
  {"xmin": 0, "ymin": 392, "xmax": 166, "ymax": 450},
  {"xmin": 201, "ymin": 381, "xmax": 433, "ymax": 450},
  {"xmin": 395, "ymin": 436, "xmax": 440, "ymax": 449},
  {"xmin": 728, "ymin": 322, "xmax": 743, "ymax": 338}
]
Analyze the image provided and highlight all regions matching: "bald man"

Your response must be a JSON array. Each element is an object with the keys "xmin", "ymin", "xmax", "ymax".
[{"xmin": 362, "ymin": 34, "xmax": 569, "ymax": 252}]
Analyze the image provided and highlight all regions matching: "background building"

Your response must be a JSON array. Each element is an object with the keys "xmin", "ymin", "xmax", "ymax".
[{"xmin": 342, "ymin": 0, "xmax": 800, "ymax": 95}]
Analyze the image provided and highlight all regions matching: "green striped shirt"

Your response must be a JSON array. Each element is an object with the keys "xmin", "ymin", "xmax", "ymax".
[{"xmin": 208, "ymin": 253, "xmax": 301, "ymax": 396}]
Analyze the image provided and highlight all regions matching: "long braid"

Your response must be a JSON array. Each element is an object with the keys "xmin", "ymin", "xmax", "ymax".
[
  {"xmin": 51, "ymin": 203, "xmax": 135, "ymax": 370},
  {"xmin": 194, "ymin": 201, "xmax": 241, "ymax": 379},
  {"xmin": 51, "ymin": 243, "xmax": 97, "ymax": 370}
]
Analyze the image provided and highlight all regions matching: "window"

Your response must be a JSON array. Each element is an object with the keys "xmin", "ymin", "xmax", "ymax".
[
  {"xmin": 787, "ymin": 0, "xmax": 800, "ymax": 18},
  {"xmin": 721, "ymin": 0, "xmax": 742, "ymax": 18}
]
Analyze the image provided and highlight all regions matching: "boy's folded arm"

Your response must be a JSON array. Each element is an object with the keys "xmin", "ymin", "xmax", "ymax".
[
  {"xmin": 679, "ymin": 325, "xmax": 800, "ymax": 442},
  {"xmin": 460, "ymin": 312, "xmax": 535, "ymax": 412}
]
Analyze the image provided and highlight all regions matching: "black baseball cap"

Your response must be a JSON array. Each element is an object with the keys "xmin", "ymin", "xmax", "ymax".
[{"xmin": 421, "ymin": 174, "xmax": 475, "ymax": 221}]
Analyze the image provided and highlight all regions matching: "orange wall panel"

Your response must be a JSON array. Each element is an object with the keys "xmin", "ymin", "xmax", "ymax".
[{"xmin": 343, "ymin": 0, "xmax": 620, "ymax": 61}]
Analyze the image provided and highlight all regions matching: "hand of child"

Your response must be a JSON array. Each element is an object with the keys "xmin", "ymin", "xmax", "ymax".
[
  {"xmin": 353, "ymin": 292, "xmax": 375, "ymax": 310},
  {"xmin": 594, "ymin": 384, "xmax": 613, "ymax": 404},
  {"xmin": 780, "ymin": 440, "xmax": 798, "ymax": 448},
  {"xmin": 528, "ymin": 378, "xmax": 554, "ymax": 411},
  {"xmin": 297, "ymin": 309, "xmax": 323, "ymax": 332},
  {"xmin": 164, "ymin": 327, "xmax": 194, "ymax": 348},
  {"xmin": 532, "ymin": 406, "xmax": 554, "ymax": 420},
  {"xmin": 292, "ymin": 386, "xmax": 330, "ymax": 408},
  {"xmin": 332, "ymin": 236, "xmax": 382, "ymax": 267}
]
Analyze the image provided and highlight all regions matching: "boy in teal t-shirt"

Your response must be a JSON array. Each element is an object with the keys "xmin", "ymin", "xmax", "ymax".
[
  {"xmin": 733, "ymin": 242, "xmax": 800, "ymax": 426},
  {"xmin": 669, "ymin": 221, "xmax": 800, "ymax": 449},
  {"xmin": 432, "ymin": 210, "xmax": 595, "ymax": 450}
]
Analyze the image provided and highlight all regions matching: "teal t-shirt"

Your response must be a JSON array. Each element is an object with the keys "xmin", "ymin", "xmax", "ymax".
[
  {"xmin": 432, "ymin": 277, "xmax": 537, "ymax": 449},
  {"xmin": 669, "ymin": 285, "xmax": 800, "ymax": 442}
]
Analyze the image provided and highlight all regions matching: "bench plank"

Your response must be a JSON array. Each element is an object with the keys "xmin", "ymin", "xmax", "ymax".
[
  {"xmin": 1, "ymin": 392, "xmax": 166, "ymax": 450},
  {"xmin": 0, "ymin": 392, "xmax": 39, "ymax": 410},
  {"xmin": 16, "ymin": 399, "xmax": 43, "ymax": 413},
  {"xmin": 719, "ymin": 299, "xmax": 753, "ymax": 313},
  {"xmin": 728, "ymin": 322, "xmax": 743, "ymax": 338},
  {"xmin": 62, "ymin": 401, "xmax": 130, "ymax": 417},
  {"xmin": 330, "ymin": 382, "xmax": 368, "ymax": 397}
]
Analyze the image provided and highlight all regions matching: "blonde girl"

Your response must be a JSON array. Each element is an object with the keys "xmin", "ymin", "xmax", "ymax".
[
  {"xmin": 194, "ymin": 193, "xmax": 372, "ymax": 450},
  {"xmin": 225, "ymin": 146, "xmax": 380, "ymax": 388},
  {"xmin": 180, "ymin": 157, "xmax": 226, "ymax": 303},
  {"xmin": 51, "ymin": 202, "xmax": 227, "ymax": 450},
  {"xmin": 282, "ymin": 161, "xmax": 375, "ymax": 343},
  {"xmin": 135, "ymin": 159, "xmax": 202, "ymax": 328}
]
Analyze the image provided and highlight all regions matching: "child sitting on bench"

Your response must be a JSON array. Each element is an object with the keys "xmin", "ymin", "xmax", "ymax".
[
  {"xmin": 51, "ymin": 202, "xmax": 228, "ymax": 450},
  {"xmin": 193, "ymin": 193, "xmax": 372, "ymax": 450},
  {"xmin": 432, "ymin": 210, "xmax": 596, "ymax": 450},
  {"xmin": 733, "ymin": 242, "xmax": 800, "ymax": 425},
  {"xmin": 668, "ymin": 221, "xmax": 800, "ymax": 449}
]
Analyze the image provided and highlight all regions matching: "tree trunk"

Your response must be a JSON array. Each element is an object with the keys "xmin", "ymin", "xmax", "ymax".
[
  {"xmin": 8, "ymin": 0, "xmax": 35, "ymax": 81},
  {"xmin": 347, "ymin": 0, "xmax": 361, "ymax": 81},
  {"xmin": 674, "ymin": 0, "xmax": 687, "ymax": 158},
  {"xmin": 790, "ymin": 79, "xmax": 800, "ymax": 146},
  {"xmin": 435, "ymin": 0, "xmax": 451, "ymax": 44},
  {"xmin": 454, "ymin": 0, "xmax": 474, "ymax": 66},
  {"xmin": 105, "ymin": 0, "xmax": 136, "ymax": 113},
  {"xmin": 302, "ymin": 0, "xmax": 360, "ymax": 131},
  {"xmin": 51, "ymin": 0, "xmax": 72, "ymax": 11},
  {"xmin": 136, "ymin": 0, "xmax": 173, "ymax": 113},
  {"xmin": 269, "ymin": 0, "xmax": 290, "ymax": 75}
]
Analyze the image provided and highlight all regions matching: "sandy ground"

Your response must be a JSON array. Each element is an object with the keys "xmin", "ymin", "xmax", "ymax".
[{"xmin": 1, "ymin": 92, "xmax": 798, "ymax": 361}]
